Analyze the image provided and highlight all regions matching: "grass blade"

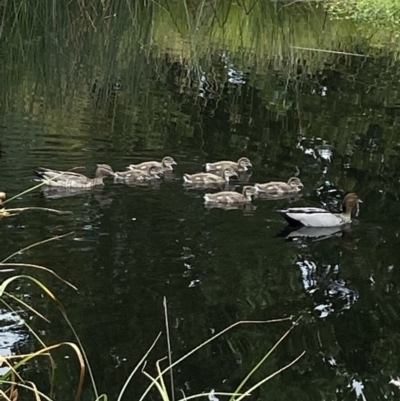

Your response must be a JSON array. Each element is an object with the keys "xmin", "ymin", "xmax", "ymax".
[{"xmin": 0, "ymin": 232, "xmax": 74, "ymax": 264}]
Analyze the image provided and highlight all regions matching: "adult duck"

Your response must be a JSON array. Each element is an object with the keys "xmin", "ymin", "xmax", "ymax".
[
  {"xmin": 204, "ymin": 186, "xmax": 258, "ymax": 204},
  {"xmin": 183, "ymin": 168, "xmax": 237, "ymax": 185},
  {"xmin": 276, "ymin": 193, "xmax": 362, "ymax": 227},
  {"xmin": 114, "ymin": 165, "xmax": 163, "ymax": 182},
  {"xmin": 35, "ymin": 164, "xmax": 115, "ymax": 188},
  {"xmin": 256, "ymin": 177, "xmax": 304, "ymax": 195},
  {"xmin": 127, "ymin": 156, "xmax": 177, "ymax": 172},
  {"xmin": 205, "ymin": 157, "xmax": 252, "ymax": 173}
]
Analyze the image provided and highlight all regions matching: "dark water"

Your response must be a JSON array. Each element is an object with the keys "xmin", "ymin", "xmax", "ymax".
[{"xmin": 1, "ymin": 2, "xmax": 400, "ymax": 400}]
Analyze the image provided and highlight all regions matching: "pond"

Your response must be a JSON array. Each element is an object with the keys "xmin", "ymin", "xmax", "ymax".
[{"xmin": 1, "ymin": 1, "xmax": 400, "ymax": 400}]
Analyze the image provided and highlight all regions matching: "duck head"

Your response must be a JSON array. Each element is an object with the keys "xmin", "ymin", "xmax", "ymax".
[
  {"xmin": 161, "ymin": 156, "xmax": 177, "ymax": 169},
  {"xmin": 288, "ymin": 177, "xmax": 304, "ymax": 190},
  {"xmin": 238, "ymin": 157, "xmax": 252, "ymax": 170},
  {"xmin": 243, "ymin": 185, "xmax": 258, "ymax": 200},
  {"xmin": 222, "ymin": 168, "xmax": 238, "ymax": 181},
  {"xmin": 95, "ymin": 164, "xmax": 115, "ymax": 178},
  {"xmin": 342, "ymin": 193, "xmax": 362, "ymax": 214},
  {"xmin": 149, "ymin": 166, "xmax": 164, "ymax": 178}
]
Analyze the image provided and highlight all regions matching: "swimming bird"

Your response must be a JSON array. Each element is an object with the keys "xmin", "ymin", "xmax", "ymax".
[
  {"xmin": 204, "ymin": 186, "xmax": 258, "ymax": 204},
  {"xmin": 0, "ymin": 192, "xmax": 6, "ymax": 208},
  {"xmin": 276, "ymin": 193, "xmax": 362, "ymax": 227},
  {"xmin": 205, "ymin": 157, "xmax": 252, "ymax": 173},
  {"xmin": 183, "ymin": 168, "xmax": 237, "ymax": 185},
  {"xmin": 35, "ymin": 164, "xmax": 115, "ymax": 188},
  {"xmin": 127, "ymin": 156, "xmax": 177, "ymax": 172},
  {"xmin": 255, "ymin": 177, "xmax": 304, "ymax": 195},
  {"xmin": 114, "ymin": 166, "xmax": 164, "ymax": 182}
]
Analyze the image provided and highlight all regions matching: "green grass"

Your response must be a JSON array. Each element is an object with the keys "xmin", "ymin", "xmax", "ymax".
[{"xmin": 325, "ymin": 0, "xmax": 400, "ymax": 31}]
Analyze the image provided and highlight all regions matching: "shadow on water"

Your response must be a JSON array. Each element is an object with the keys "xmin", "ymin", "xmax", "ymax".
[{"xmin": 1, "ymin": 0, "xmax": 400, "ymax": 400}]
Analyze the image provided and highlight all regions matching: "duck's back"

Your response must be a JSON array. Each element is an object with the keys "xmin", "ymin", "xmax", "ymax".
[
  {"xmin": 130, "ymin": 161, "xmax": 160, "ymax": 170},
  {"xmin": 206, "ymin": 161, "xmax": 236, "ymax": 171},
  {"xmin": 184, "ymin": 172, "xmax": 222, "ymax": 183}
]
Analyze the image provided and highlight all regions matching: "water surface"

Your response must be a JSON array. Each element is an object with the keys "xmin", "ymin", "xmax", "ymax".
[{"xmin": 1, "ymin": 2, "xmax": 400, "ymax": 400}]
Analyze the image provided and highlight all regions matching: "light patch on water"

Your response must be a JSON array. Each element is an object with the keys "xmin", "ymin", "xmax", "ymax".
[{"xmin": 0, "ymin": 310, "xmax": 26, "ymax": 375}]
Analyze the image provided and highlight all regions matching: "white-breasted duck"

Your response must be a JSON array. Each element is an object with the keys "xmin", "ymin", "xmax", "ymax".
[{"xmin": 276, "ymin": 193, "xmax": 362, "ymax": 227}]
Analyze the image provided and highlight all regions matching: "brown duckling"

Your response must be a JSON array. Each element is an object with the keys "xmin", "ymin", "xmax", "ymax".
[
  {"xmin": 127, "ymin": 156, "xmax": 177, "ymax": 172},
  {"xmin": 205, "ymin": 157, "xmax": 252, "ymax": 173},
  {"xmin": 114, "ymin": 165, "xmax": 164, "ymax": 182},
  {"xmin": 204, "ymin": 186, "xmax": 258, "ymax": 204},
  {"xmin": 255, "ymin": 177, "xmax": 304, "ymax": 195},
  {"xmin": 183, "ymin": 168, "xmax": 237, "ymax": 185},
  {"xmin": 0, "ymin": 192, "xmax": 6, "ymax": 208}
]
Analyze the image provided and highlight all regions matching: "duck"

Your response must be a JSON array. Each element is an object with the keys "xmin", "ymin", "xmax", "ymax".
[
  {"xmin": 35, "ymin": 164, "xmax": 115, "ymax": 188},
  {"xmin": 183, "ymin": 168, "xmax": 237, "ymax": 185},
  {"xmin": 114, "ymin": 165, "xmax": 164, "ymax": 182},
  {"xmin": 127, "ymin": 156, "xmax": 177, "ymax": 172},
  {"xmin": 205, "ymin": 157, "xmax": 252, "ymax": 173},
  {"xmin": 255, "ymin": 177, "xmax": 304, "ymax": 195},
  {"xmin": 276, "ymin": 193, "xmax": 362, "ymax": 227},
  {"xmin": 0, "ymin": 192, "xmax": 6, "ymax": 208},
  {"xmin": 204, "ymin": 186, "xmax": 258, "ymax": 204}
]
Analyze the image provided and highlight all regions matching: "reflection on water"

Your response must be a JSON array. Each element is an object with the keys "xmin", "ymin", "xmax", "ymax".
[
  {"xmin": 0, "ymin": 311, "xmax": 25, "ymax": 374},
  {"xmin": 296, "ymin": 258, "xmax": 359, "ymax": 319},
  {"xmin": 1, "ymin": 2, "xmax": 400, "ymax": 400},
  {"xmin": 281, "ymin": 225, "xmax": 347, "ymax": 242}
]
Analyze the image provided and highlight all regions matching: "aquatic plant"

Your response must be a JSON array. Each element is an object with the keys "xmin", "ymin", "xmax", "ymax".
[
  {"xmin": 0, "ymin": 181, "xmax": 72, "ymax": 218},
  {"xmin": 325, "ymin": 0, "xmax": 400, "ymax": 31}
]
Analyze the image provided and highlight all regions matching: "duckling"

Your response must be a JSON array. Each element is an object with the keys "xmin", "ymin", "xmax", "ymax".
[
  {"xmin": 204, "ymin": 186, "xmax": 258, "ymax": 204},
  {"xmin": 276, "ymin": 193, "xmax": 362, "ymax": 227},
  {"xmin": 255, "ymin": 177, "xmax": 304, "ymax": 195},
  {"xmin": 35, "ymin": 164, "xmax": 115, "ymax": 188},
  {"xmin": 114, "ymin": 166, "xmax": 164, "ymax": 182},
  {"xmin": 205, "ymin": 157, "xmax": 252, "ymax": 173},
  {"xmin": 127, "ymin": 156, "xmax": 177, "ymax": 172},
  {"xmin": 0, "ymin": 192, "xmax": 6, "ymax": 208},
  {"xmin": 183, "ymin": 168, "xmax": 237, "ymax": 185}
]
